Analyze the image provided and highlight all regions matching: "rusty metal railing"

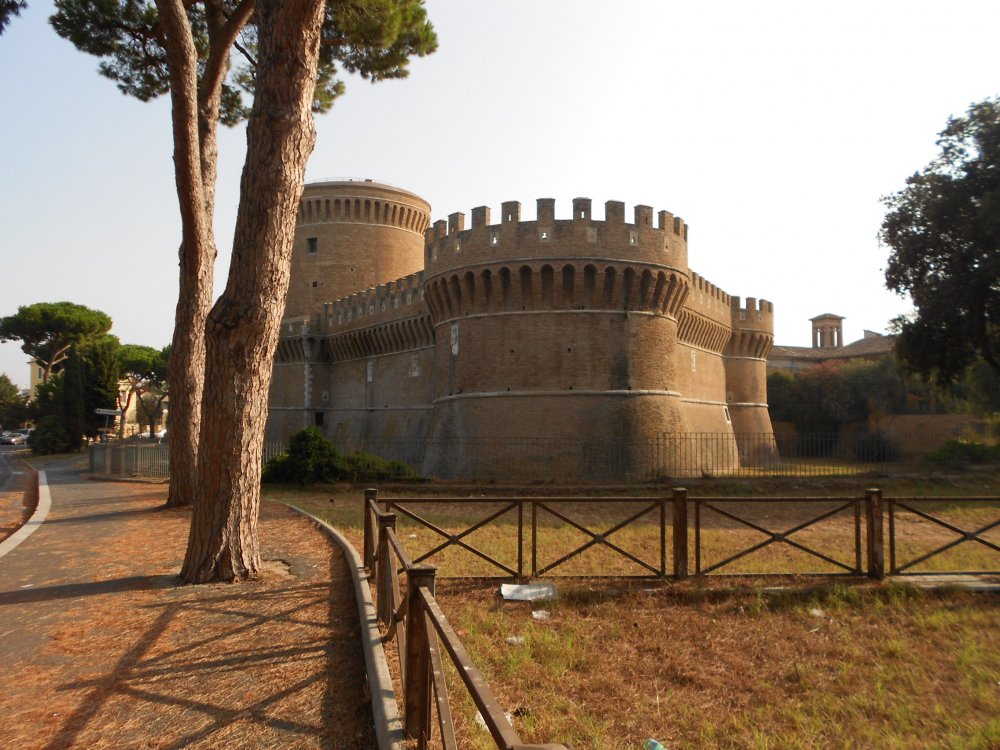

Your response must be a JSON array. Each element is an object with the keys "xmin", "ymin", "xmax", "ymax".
[
  {"xmin": 887, "ymin": 495, "xmax": 1000, "ymax": 575},
  {"xmin": 363, "ymin": 490, "xmax": 568, "ymax": 750},
  {"xmin": 692, "ymin": 495, "xmax": 866, "ymax": 576}
]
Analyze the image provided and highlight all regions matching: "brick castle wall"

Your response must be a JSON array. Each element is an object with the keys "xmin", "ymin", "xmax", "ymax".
[{"xmin": 267, "ymin": 182, "xmax": 776, "ymax": 479}]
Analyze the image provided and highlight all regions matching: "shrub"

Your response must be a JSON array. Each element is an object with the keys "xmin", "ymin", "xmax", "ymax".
[
  {"xmin": 261, "ymin": 452, "xmax": 295, "ymax": 483},
  {"xmin": 262, "ymin": 428, "xmax": 419, "ymax": 484},
  {"xmin": 923, "ymin": 439, "xmax": 1000, "ymax": 468}
]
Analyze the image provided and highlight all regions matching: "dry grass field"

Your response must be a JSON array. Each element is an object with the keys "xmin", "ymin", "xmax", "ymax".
[{"xmin": 269, "ymin": 471, "xmax": 1000, "ymax": 749}]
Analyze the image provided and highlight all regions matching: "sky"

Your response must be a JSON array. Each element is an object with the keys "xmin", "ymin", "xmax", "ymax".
[{"xmin": 1, "ymin": 0, "xmax": 998, "ymax": 389}]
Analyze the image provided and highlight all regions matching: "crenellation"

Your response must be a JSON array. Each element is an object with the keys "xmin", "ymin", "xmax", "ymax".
[
  {"xmin": 501, "ymin": 201, "xmax": 521, "ymax": 223},
  {"xmin": 471, "ymin": 205, "xmax": 490, "ymax": 228},
  {"xmin": 605, "ymin": 200, "xmax": 625, "ymax": 224},
  {"xmin": 537, "ymin": 198, "xmax": 556, "ymax": 225},
  {"xmin": 272, "ymin": 182, "xmax": 776, "ymax": 480}
]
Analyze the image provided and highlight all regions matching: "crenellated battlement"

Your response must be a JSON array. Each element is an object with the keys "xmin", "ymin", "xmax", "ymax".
[
  {"xmin": 321, "ymin": 272, "xmax": 427, "ymax": 333},
  {"xmin": 423, "ymin": 197, "xmax": 689, "ymax": 278},
  {"xmin": 270, "ymin": 181, "xmax": 778, "ymax": 477},
  {"xmin": 730, "ymin": 295, "xmax": 774, "ymax": 331}
]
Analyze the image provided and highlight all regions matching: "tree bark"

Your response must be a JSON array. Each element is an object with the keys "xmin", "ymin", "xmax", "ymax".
[
  {"xmin": 181, "ymin": 0, "xmax": 326, "ymax": 583},
  {"xmin": 163, "ymin": 0, "xmax": 256, "ymax": 509},
  {"xmin": 158, "ymin": 0, "xmax": 215, "ymax": 508}
]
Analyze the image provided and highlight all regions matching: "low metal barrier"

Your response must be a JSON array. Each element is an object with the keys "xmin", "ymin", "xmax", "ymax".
[
  {"xmin": 888, "ymin": 496, "xmax": 1000, "ymax": 575},
  {"xmin": 692, "ymin": 494, "xmax": 865, "ymax": 576},
  {"xmin": 364, "ymin": 488, "xmax": 999, "ymax": 583},
  {"xmin": 364, "ymin": 490, "xmax": 568, "ymax": 749},
  {"xmin": 367, "ymin": 494, "xmax": 685, "ymax": 580}
]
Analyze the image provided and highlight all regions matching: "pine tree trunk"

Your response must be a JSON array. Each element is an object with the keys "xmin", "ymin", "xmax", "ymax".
[
  {"xmin": 181, "ymin": 0, "xmax": 326, "ymax": 583},
  {"xmin": 158, "ymin": 0, "xmax": 215, "ymax": 509}
]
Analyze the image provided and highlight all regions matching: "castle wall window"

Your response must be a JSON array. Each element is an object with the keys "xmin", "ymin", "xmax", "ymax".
[
  {"xmin": 314, "ymin": 411, "xmax": 324, "ymax": 426},
  {"xmin": 307, "ymin": 237, "xmax": 317, "ymax": 253}
]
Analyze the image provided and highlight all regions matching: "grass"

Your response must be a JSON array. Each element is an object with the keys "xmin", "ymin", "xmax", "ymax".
[{"xmin": 263, "ymin": 471, "xmax": 1000, "ymax": 749}]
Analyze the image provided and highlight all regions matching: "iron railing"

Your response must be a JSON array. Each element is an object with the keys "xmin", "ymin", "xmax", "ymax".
[
  {"xmin": 887, "ymin": 496, "xmax": 1000, "ymax": 575},
  {"xmin": 363, "ymin": 488, "xmax": 999, "ymax": 581},
  {"xmin": 364, "ymin": 490, "xmax": 568, "ymax": 749},
  {"xmin": 94, "ymin": 429, "xmax": 995, "ymax": 482}
]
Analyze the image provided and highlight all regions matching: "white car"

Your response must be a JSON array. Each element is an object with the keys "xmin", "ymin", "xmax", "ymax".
[{"xmin": 0, "ymin": 431, "xmax": 26, "ymax": 445}]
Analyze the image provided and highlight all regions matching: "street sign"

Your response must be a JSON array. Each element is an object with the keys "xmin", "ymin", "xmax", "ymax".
[{"xmin": 94, "ymin": 408, "xmax": 122, "ymax": 416}]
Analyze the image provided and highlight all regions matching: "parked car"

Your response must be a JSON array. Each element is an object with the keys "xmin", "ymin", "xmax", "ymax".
[{"xmin": 0, "ymin": 431, "xmax": 26, "ymax": 445}]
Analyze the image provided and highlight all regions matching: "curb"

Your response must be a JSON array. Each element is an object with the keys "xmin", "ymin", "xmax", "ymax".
[
  {"xmin": 0, "ymin": 469, "xmax": 50, "ymax": 560},
  {"xmin": 282, "ymin": 503, "xmax": 405, "ymax": 750}
]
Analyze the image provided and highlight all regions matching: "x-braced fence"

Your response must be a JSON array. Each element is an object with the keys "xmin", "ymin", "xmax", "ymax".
[
  {"xmin": 888, "ymin": 495, "xmax": 1000, "ymax": 575},
  {"xmin": 364, "ymin": 489, "xmax": 1000, "ymax": 582},
  {"xmin": 363, "ymin": 490, "xmax": 568, "ymax": 750}
]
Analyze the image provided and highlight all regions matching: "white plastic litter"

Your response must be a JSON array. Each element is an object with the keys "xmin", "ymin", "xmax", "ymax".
[
  {"xmin": 808, "ymin": 607, "xmax": 825, "ymax": 618},
  {"xmin": 506, "ymin": 636, "xmax": 526, "ymax": 646},
  {"xmin": 475, "ymin": 710, "xmax": 514, "ymax": 731},
  {"xmin": 500, "ymin": 582, "xmax": 556, "ymax": 601},
  {"xmin": 530, "ymin": 609, "xmax": 550, "ymax": 621}
]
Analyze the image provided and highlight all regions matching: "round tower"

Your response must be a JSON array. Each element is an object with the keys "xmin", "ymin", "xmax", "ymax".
[
  {"xmin": 285, "ymin": 179, "xmax": 431, "ymax": 321},
  {"xmin": 421, "ymin": 197, "xmax": 692, "ymax": 481},
  {"xmin": 269, "ymin": 180, "xmax": 430, "ymax": 444},
  {"xmin": 724, "ymin": 297, "xmax": 777, "ymax": 462}
]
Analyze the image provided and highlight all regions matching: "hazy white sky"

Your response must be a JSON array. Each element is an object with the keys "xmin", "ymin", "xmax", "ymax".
[{"xmin": 1, "ymin": 0, "xmax": 998, "ymax": 388}]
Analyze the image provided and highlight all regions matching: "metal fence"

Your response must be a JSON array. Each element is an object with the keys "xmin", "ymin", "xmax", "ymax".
[
  {"xmin": 94, "ymin": 428, "xmax": 994, "ymax": 482},
  {"xmin": 364, "ymin": 489, "xmax": 1000, "ymax": 581},
  {"xmin": 363, "ymin": 490, "xmax": 569, "ymax": 749}
]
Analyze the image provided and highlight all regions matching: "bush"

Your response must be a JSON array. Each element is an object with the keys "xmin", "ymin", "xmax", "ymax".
[
  {"xmin": 923, "ymin": 439, "xmax": 1000, "ymax": 468},
  {"xmin": 30, "ymin": 414, "xmax": 70, "ymax": 455},
  {"xmin": 852, "ymin": 431, "xmax": 900, "ymax": 463},
  {"xmin": 262, "ymin": 428, "xmax": 418, "ymax": 484},
  {"xmin": 261, "ymin": 452, "xmax": 295, "ymax": 483}
]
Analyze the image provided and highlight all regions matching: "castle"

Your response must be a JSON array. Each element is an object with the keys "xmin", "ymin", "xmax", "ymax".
[{"xmin": 266, "ymin": 180, "xmax": 776, "ymax": 480}]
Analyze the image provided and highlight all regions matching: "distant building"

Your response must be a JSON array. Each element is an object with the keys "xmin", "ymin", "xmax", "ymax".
[{"xmin": 768, "ymin": 314, "xmax": 894, "ymax": 374}]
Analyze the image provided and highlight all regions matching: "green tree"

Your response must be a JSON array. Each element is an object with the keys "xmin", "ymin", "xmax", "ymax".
[
  {"xmin": 79, "ymin": 334, "xmax": 122, "ymax": 437},
  {"xmin": 51, "ymin": 0, "xmax": 436, "ymax": 516},
  {"xmin": 0, "ymin": 302, "xmax": 112, "ymax": 384},
  {"xmin": 882, "ymin": 97, "xmax": 1000, "ymax": 385},
  {"xmin": 0, "ymin": 0, "xmax": 26, "ymax": 35},
  {"xmin": 116, "ymin": 343, "xmax": 169, "ymax": 438},
  {"xmin": 29, "ymin": 375, "xmax": 70, "ymax": 454},
  {"xmin": 62, "ymin": 347, "xmax": 86, "ymax": 452},
  {"xmin": 0, "ymin": 373, "xmax": 27, "ymax": 430},
  {"xmin": 49, "ymin": 0, "xmax": 436, "ymax": 581}
]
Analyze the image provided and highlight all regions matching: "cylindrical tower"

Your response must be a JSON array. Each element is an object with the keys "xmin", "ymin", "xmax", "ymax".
[
  {"xmin": 268, "ymin": 180, "xmax": 431, "ymax": 443},
  {"xmin": 421, "ymin": 197, "xmax": 691, "ymax": 481},
  {"xmin": 724, "ymin": 297, "xmax": 777, "ymax": 463},
  {"xmin": 285, "ymin": 179, "xmax": 431, "ymax": 321}
]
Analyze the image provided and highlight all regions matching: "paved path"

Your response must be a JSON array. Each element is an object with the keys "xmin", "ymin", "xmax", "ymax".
[{"xmin": 0, "ymin": 458, "xmax": 375, "ymax": 749}]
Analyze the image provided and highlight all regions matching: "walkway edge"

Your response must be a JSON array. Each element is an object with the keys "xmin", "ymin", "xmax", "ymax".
[
  {"xmin": 282, "ymin": 503, "xmax": 406, "ymax": 750},
  {"xmin": 0, "ymin": 469, "xmax": 50, "ymax": 560}
]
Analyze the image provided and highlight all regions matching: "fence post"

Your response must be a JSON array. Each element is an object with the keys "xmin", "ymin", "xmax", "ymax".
[
  {"xmin": 363, "ymin": 488, "xmax": 378, "ymax": 569},
  {"xmin": 404, "ymin": 564, "xmax": 437, "ymax": 748},
  {"xmin": 375, "ymin": 511, "xmax": 397, "ymax": 626},
  {"xmin": 672, "ymin": 488, "xmax": 688, "ymax": 579},
  {"xmin": 865, "ymin": 488, "xmax": 884, "ymax": 580}
]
